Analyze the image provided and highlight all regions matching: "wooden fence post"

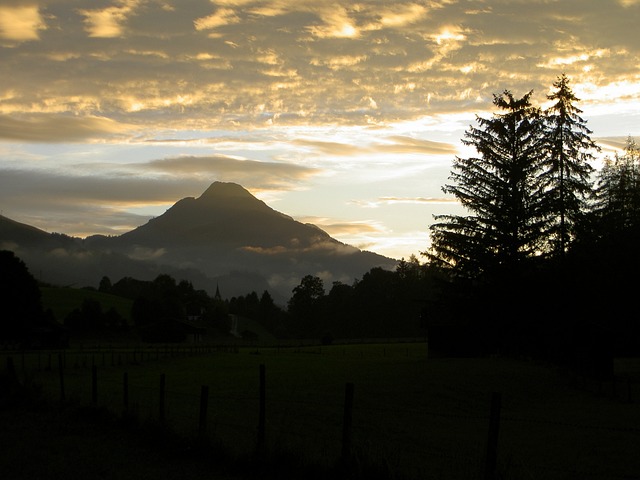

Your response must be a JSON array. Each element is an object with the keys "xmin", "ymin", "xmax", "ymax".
[
  {"xmin": 484, "ymin": 391, "xmax": 502, "ymax": 480},
  {"xmin": 159, "ymin": 374, "xmax": 166, "ymax": 423},
  {"xmin": 257, "ymin": 364, "xmax": 266, "ymax": 452},
  {"xmin": 6, "ymin": 357, "xmax": 17, "ymax": 384},
  {"xmin": 123, "ymin": 372, "xmax": 129, "ymax": 412},
  {"xmin": 199, "ymin": 385, "xmax": 209, "ymax": 439},
  {"xmin": 92, "ymin": 365, "xmax": 98, "ymax": 406},
  {"xmin": 342, "ymin": 382, "xmax": 355, "ymax": 461},
  {"xmin": 58, "ymin": 353, "xmax": 65, "ymax": 402}
]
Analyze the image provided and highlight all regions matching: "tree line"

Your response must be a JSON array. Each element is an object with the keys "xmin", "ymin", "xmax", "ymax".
[
  {"xmin": 93, "ymin": 263, "xmax": 432, "ymax": 343},
  {"xmin": 0, "ymin": 248, "xmax": 430, "ymax": 346},
  {"xmin": 420, "ymin": 74, "xmax": 640, "ymax": 371}
]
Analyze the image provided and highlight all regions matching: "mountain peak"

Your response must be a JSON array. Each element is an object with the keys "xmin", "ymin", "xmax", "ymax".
[{"xmin": 198, "ymin": 182, "xmax": 253, "ymax": 200}]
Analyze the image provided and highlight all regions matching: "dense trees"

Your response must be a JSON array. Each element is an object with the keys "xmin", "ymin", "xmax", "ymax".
[
  {"xmin": 590, "ymin": 137, "xmax": 640, "ymax": 238},
  {"xmin": 228, "ymin": 289, "xmax": 286, "ymax": 338},
  {"xmin": 422, "ymin": 75, "xmax": 639, "ymax": 365},
  {"xmin": 64, "ymin": 273, "xmax": 229, "ymax": 342},
  {"xmin": 126, "ymin": 274, "xmax": 229, "ymax": 342},
  {"xmin": 64, "ymin": 298, "xmax": 126, "ymax": 333},
  {"xmin": 281, "ymin": 262, "xmax": 433, "ymax": 341},
  {"xmin": 567, "ymin": 137, "xmax": 640, "ymax": 358},
  {"xmin": 0, "ymin": 250, "xmax": 62, "ymax": 346},
  {"xmin": 425, "ymin": 76, "xmax": 600, "ymax": 280},
  {"xmin": 1, "ymin": 250, "xmax": 47, "ymax": 343},
  {"xmin": 0, "ymin": 255, "xmax": 427, "ymax": 344}
]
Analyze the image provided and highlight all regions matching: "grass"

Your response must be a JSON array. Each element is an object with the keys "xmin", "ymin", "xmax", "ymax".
[
  {"xmin": 8, "ymin": 343, "xmax": 640, "ymax": 479},
  {"xmin": 40, "ymin": 286, "xmax": 133, "ymax": 324}
]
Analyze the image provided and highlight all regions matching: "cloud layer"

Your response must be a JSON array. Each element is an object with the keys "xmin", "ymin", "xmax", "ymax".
[
  {"xmin": 1, "ymin": 0, "xmax": 637, "ymax": 260},
  {"xmin": 1, "ymin": 0, "xmax": 638, "ymax": 128}
]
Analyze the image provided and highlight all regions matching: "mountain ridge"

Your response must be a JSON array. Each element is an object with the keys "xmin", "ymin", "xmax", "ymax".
[
  {"xmin": 117, "ymin": 181, "xmax": 318, "ymax": 248},
  {"xmin": 0, "ymin": 181, "xmax": 398, "ymax": 300}
]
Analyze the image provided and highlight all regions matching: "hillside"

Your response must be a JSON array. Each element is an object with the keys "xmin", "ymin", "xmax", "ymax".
[
  {"xmin": 40, "ymin": 286, "xmax": 133, "ymax": 324},
  {"xmin": 0, "ymin": 182, "xmax": 397, "ymax": 300}
]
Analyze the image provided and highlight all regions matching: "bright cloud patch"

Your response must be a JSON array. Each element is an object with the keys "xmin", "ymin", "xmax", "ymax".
[
  {"xmin": 0, "ymin": 114, "xmax": 131, "ymax": 142},
  {"xmin": 0, "ymin": 6, "xmax": 46, "ymax": 41},
  {"xmin": 78, "ymin": 0, "xmax": 142, "ymax": 38},
  {"xmin": 194, "ymin": 8, "xmax": 240, "ymax": 31}
]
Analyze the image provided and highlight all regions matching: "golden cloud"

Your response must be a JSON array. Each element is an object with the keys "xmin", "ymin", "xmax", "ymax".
[
  {"xmin": 0, "ymin": 0, "xmax": 636, "ymax": 131},
  {"xmin": 292, "ymin": 139, "xmax": 365, "ymax": 156},
  {"xmin": 0, "ymin": 114, "xmax": 131, "ymax": 142},
  {"xmin": 297, "ymin": 218, "xmax": 384, "ymax": 236},
  {"xmin": 0, "ymin": 5, "xmax": 46, "ymax": 41},
  {"xmin": 310, "ymin": 54, "xmax": 368, "ymax": 70},
  {"xmin": 194, "ymin": 8, "xmax": 240, "ymax": 30},
  {"xmin": 78, "ymin": 0, "xmax": 142, "ymax": 38},
  {"xmin": 292, "ymin": 136, "xmax": 457, "ymax": 156},
  {"xmin": 350, "ymin": 197, "xmax": 459, "ymax": 208},
  {"xmin": 377, "ymin": 3, "xmax": 428, "ymax": 28},
  {"xmin": 125, "ymin": 154, "xmax": 324, "ymax": 192},
  {"xmin": 382, "ymin": 136, "xmax": 458, "ymax": 155}
]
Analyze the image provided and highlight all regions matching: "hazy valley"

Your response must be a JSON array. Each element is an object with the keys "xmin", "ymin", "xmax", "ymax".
[{"xmin": 0, "ymin": 181, "xmax": 397, "ymax": 302}]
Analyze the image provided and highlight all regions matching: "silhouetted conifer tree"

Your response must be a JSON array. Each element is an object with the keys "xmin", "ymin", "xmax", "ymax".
[
  {"xmin": 425, "ymin": 91, "xmax": 548, "ymax": 280},
  {"xmin": 542, "ymin": 74, "xmax": 599, "ymax": 256}
]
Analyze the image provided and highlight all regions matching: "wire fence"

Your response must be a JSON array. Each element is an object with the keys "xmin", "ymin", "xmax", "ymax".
[{"xmin": 4, "ymin": 346, "xmax": 640, "ymax": 480}]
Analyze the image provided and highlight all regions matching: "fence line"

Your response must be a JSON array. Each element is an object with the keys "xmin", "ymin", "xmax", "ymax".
[
  {"xmin": 4, "ymin": 341, "xmax": 435, "ymax": 374},
  {"xmin": 4, "ymin": 350, "xmax": 640, "ymax": 480}
]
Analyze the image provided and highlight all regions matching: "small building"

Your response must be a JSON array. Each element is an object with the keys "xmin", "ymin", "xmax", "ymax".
[{"xmin": 177, "ymin": 319, "xmax": 207, "ymax": 344}]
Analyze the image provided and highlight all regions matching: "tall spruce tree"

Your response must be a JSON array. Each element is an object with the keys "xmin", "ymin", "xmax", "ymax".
[
  {"xmin": 543, "ymin": 74, "xmax": 599, "ymax": 256},
  {"xmin": 424, "ymin": 91, "xmax": 548, "ymax": 280}
]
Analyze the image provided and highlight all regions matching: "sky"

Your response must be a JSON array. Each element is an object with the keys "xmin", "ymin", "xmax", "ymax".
[{"xmin": 1, "ymin": 0, "xmax": 639, "ymax": 261}]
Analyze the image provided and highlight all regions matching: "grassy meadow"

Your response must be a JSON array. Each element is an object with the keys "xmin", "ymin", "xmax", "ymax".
[
  {"xmin": 41, "ymin": 286, "xmax": 133, "ymax": 324},
  {"xmin": 8, "ymin": 343, "xmax": 639, "ymax": 480}
]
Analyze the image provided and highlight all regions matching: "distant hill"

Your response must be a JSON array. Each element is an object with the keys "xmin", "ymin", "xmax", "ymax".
[
  {"xmin": 1, "ymin": 182, "xmax": 397, "ymax": 301},
  {"xmin": 40, "ymin": 286, "xmax": 133, "ymax": 324},
  {"xmin": 0, "ymin": 215, "xmax": 48, "ymax": 245},
  {"xmin": 0, "ymin": 215, "xmax": 74, "ymax": 249}
]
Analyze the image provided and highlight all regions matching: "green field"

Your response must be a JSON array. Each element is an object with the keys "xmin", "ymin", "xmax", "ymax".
[
  {"xmin": 12, "ymin": 344, "xmax": 640, "ymax": 479},
  {"xmin": 40, "ymin": 286, "xmax": 133, "ymax": 324}
]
